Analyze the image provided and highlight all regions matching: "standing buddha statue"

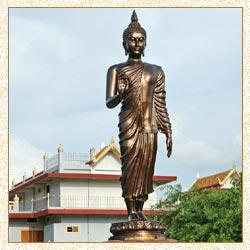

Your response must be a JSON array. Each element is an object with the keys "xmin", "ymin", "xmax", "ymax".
[{"xmin": 106, "ymin": 10, "xmax": 172, "ymax": 221}]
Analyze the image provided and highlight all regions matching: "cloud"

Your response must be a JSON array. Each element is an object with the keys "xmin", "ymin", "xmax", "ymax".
[
  {"xmin": 174, "ymin": 138, "xmax": 221, "ymax": 166},
  {"xmin": 9, "ymin": 134, "xmax": 44, "ymax": 187},
  {"xmin": 156, "ymin": 114, "xmax": 223, "ymax": 169},
  {"xmin": 12, "ymin": 108, "xmax": 119, "ymax": 155},
  {"xmin": 10, "ymin": 15, "xmax": 79, "ymax": 88},
  {"xmin": 155, "ymin": 111, "xmax": 241, "ymax": 189}
]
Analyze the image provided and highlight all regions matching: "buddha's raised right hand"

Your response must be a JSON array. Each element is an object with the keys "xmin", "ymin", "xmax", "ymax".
[{"xmin": 117, "ymin": 74, "xmax": 129, "ymax": 99}]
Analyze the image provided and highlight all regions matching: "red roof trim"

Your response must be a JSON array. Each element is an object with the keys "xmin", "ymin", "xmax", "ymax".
[
  {"xmin": 49, "ymin": 172, "xmax": 120, "ymax": 180},
  {"xmin": 10, "ymin": 172, "xmax": 48, "ymax": 194},
  {"xmin": 153, "ymin": 175, "xmax": 177, "ymax": 183},
  {"xmin": 9, "ymin": 209, "xmax": 162, "ymax": 218},
  {"xmin": 49, "ymin": 172, "xmax": 176, "ymax": 182},
  {"xmin": 10, "ymin": 172, "xmax": 176, "ymax": 194},
  {"xmin": 9, "ymin": 213, "xmax": 36, "ymax": 218},
  {"xmin": 13, "ymin": 171, "xmax": 44, "ymax": 187}
]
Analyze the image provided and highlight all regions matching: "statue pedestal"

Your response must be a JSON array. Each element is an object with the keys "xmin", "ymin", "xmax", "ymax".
[{"xmin": 109, "ymin": 220, "xmax": 176, "ymax": 242}]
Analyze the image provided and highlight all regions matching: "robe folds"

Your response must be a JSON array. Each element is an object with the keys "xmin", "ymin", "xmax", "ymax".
[{"xmin": 118, "ymin": 62, "xmax": 171, "ymax": 199}]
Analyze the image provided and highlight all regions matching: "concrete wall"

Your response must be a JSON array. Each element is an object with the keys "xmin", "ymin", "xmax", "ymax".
[
  {"xmin": 49, "ymin": 181, "xmax": 60, "ymax": 207},
  {"xmin": 88, "ymin": 215, "xmax": 126, "ymax": 242},
  {"xmin": 9, "ymin": 217, "xmax": 45, "ymax": 242},
  {"xmin": 58, "ymin": 179, "xmax": 157, "ymax": 209},
  {"xmin": 44, "ymin": 224, "xmax": 54, "ymax": 242},
  {"xmin": 60, "ymin": 180, "xmax": 89, "ymax": 208},
  {"xmin": 17, "ymin": 182, "xmax": 62, "ymax": 211},
  {"xmin": 88, "ymin": 180, "xmax": 122, "ymax": 196},
  {"xmin": 60, "ymin": 180, "xmax": 89, "ymax": 196},
  {"xmin": 60, "ymin": 162, "xmax": 91, "ymax": 174},
  {"xmin": 34, "ymin": 183, "xmax": 46, "ymax": 200},
  {"xmin": 51, "ymin": 215, "xmax": 126, "ymax": 242},
  {"xmin": 60, "ymin": 179, "xmax": 125, "ymax": 209},
  {"xmin": 89, "ymin": 180, "xmax": 124, "ymax": 208},
  {"xmin": 23, "ymin": 189, "xmax": 33, "ymax": 211},
  {"xmin": 54, "ymin": 216, "xmax": 88, "ymax": 242}
]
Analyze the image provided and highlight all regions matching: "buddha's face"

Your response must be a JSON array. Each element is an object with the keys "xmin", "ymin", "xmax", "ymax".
[{"xmin": 124, "ymin": 31, "xmax": 146, "ymax": 58}]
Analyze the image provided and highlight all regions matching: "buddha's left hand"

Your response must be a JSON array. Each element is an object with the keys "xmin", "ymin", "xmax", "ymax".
[{"xmin": 166, "ymin": 133, "xmax": 172, "ymax": 158}]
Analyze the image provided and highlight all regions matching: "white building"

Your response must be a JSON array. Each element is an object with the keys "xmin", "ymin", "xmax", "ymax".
[{"xmin": 9, "ymin": 139, "xmax": 177, "ymax": 242}]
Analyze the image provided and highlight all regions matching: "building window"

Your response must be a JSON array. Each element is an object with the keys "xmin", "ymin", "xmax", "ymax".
[
  {"xmin": 67, "ymin": 226, "xmax": 79, "ymax": 233},
  {"xmin": 46, "ymin": 185, "xmax": 50, "ymax": 194},
  {"xmin": 37, "ymin": 187, "xmax": 41, "ymax": 193},
  {"xmin": 27, "ymin": 218, "xmax": 37, "ymax": 223},
  {"xmin": 46, "ymin": 216, "xmax": 51, "ymax": 224}
]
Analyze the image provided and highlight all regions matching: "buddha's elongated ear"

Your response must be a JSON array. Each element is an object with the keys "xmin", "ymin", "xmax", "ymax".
[
  {"xmin": 142, "ymin": 41, "xmax": 146, "ymax": 57},
  {"xmin": 123, "ymin": 41, "xmax": 128, "ymax": 56}
]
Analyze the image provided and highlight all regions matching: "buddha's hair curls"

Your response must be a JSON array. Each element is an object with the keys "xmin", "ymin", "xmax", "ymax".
[{"xmin": 123, "ymin": 10, "xmax": 146, "ymax": 43}]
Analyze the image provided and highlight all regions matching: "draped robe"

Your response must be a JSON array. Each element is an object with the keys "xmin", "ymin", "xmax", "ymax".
[{"xmin": 118, "ymin": 62, "xmax": 171, "ymax": 199}]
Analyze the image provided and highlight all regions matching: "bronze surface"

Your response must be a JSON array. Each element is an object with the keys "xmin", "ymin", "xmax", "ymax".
[
  {"xmin": 109, "ymin": 221, "xmax": 169, "ymax": 241},
  {"xmin": 106, "ymin": 10, "xmax": 173, "ymax": 222}
]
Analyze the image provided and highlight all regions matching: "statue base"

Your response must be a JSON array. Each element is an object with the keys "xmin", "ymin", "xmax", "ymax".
[{"xmin": 109, "ymin": 220, "xmax": 176, "ymax": 242}]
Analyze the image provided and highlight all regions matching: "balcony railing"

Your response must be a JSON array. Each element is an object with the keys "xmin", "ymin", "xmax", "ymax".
[
  {"xmin": 9, "ymin": 196, "xmax": 48, "ymax": 213},
  {"xmin": 60, "ymin": 195, "xmax": 129, "ymax": 209},
  {"xmin": 9, "ymin": 194, "xmax": 157, "ymax": 213}
]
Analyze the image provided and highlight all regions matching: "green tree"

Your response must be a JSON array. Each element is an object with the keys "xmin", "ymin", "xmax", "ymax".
[{"xmin": 152, "ymin": 176, "xmax": 242, "ymax": 242}]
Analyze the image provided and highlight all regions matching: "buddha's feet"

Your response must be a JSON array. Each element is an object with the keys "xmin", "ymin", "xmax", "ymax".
[
  {"xmin": 137, "ymin": 211, "xmax": 148, "ymax": 221},
  {"xmin": 128, "ymin": 212, "xmax": 140, "ymax": 221}
]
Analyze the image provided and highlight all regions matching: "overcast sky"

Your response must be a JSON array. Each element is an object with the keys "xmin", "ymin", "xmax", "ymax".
[{"xmin": 9, "ymin": 8, "xmax": 242, "ymax": 190}]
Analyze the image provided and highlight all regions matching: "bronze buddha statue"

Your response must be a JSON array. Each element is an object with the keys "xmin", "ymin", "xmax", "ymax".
[{"xmin": 106, "ymin": 10, "xmax": 172, "ymax": 221}]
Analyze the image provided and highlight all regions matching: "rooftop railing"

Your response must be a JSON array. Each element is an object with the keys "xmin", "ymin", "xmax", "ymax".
[{"xmin": 45, "ymin": 152, "xmax": 89, "ymax": 172}]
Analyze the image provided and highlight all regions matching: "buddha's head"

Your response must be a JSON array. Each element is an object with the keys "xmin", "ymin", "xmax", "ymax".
[{"xmin": 123, "ymin": 10, "xmax": 147, "ymax": 58}]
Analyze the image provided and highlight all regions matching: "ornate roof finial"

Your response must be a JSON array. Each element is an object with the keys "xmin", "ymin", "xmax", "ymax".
[
  {"xmin": 12, "ymin": 177, "xmax": 16, "ymax": 187},
  {"xmin": 111, "ymin": 136, "xmax": 115, "ymax": 144},
  {"xmin": 131, "ymin": 10, "xmax": 138, "ymax": 22},
  {"xmin": 23, "ymin": 172, "xmax": 27, "ymax": 181},
  {"xmin": 32, "ymin": 167, "xmax": 37, "ymax": 176},
  {"xmin": 231, "ymin": 162, "xmax": 237, "ymax": 170},
  {"xmin": 58, "ymin": 144, "xmax": 64, "ymax": 153},
  {"xmin": 43, "ymin": 152, "xmax": 49, "ymax": 160}
]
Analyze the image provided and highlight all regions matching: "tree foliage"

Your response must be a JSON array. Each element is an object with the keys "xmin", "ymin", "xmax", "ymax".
[{"xmin": 152, "ymin": 175, "xmax": 242, "ymax": 242}]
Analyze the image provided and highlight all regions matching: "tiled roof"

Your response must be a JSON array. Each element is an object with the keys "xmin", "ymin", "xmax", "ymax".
[{"xmin": 191, "ymin": 169, "xmax": 233, "ymax": 189}]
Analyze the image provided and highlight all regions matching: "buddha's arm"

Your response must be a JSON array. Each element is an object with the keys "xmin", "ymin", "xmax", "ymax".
[
  {"xmin": 106, "ymin": 66, "xmax": 121, "ymax": 108},
  {"xmin": 154, "ymin": 67, "xmax": 172, "ymax": 135}
]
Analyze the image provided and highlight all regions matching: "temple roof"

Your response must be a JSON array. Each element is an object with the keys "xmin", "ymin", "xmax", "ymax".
[
  {"xmin": 190, "ymin": 165, "xmax": 239, "ymax": 190},
  {"xmin": 86, "ymin": 138, "xmax": 120, "ymax": 165}
]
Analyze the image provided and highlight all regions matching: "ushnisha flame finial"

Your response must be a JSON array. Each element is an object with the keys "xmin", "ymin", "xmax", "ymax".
[{"xmin": 131, "ymin": 10, "xmax": 138, "ymax": 22}]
